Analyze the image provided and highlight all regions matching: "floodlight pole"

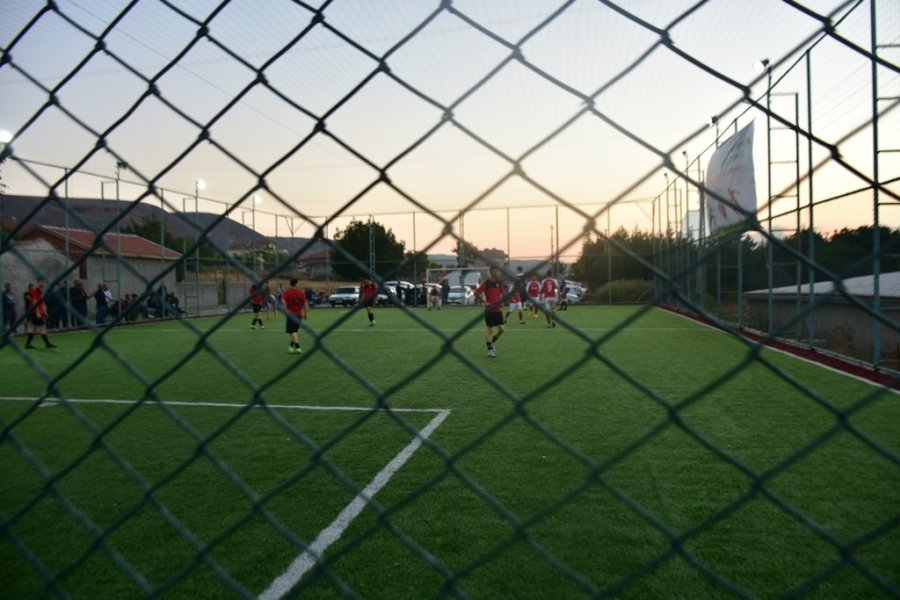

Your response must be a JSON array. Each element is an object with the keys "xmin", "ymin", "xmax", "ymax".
[
  {"xmin": 193, "ymin": 179, "xmax": 206, "ymax": 316},
  {"xmin": 115, "ymin": 161, "xmax": 127, "ymax": 304},
  {"xmin": 682, "ymin": 150, "xmax": 690, "ymax": 304},
  {"xmin": 0, "ymin": 130, "xmax": 10, "ymax": 333},
  {"xmin": 251, "ymin": 194, "xmax": 261, "ymax": 278}
]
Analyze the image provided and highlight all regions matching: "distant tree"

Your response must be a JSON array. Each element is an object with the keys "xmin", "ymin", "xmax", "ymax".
[
  {"xmin": 399, "ymin": 251, "xmax": 439, "ymax": 281},
  {"xmin": 331, "ymin": 219, "xmax": 406, "ymax": 280},
  {"xmin": 453, "ymin": 239, "xmax": 480, "ymax": 267},
  {"xmin": 481, "ymin": 247, "xmax": 508, "ymax": 266},
  {"xmin": 452, "ymin": 241, "xmax": 507, "ymax": 267},
  {"xmin": 122, "ymin": 216, "xmax": 181, "ymax": 250}
]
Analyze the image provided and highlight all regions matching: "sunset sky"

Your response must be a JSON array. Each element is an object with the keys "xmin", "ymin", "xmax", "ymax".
[{"xmin": 1, "ymin": 0, "xmax": 897, "ymax": 262}]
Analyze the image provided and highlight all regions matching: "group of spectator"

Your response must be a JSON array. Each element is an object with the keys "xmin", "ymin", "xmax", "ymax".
[{"xmin": 1, "ymin": 280, "xmax": 182, "ymax": 335}]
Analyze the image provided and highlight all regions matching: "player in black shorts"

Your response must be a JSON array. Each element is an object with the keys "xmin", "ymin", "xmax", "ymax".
[{"xmin": 475, "ymin": 267, "xmax": 506, "ymax": 357}]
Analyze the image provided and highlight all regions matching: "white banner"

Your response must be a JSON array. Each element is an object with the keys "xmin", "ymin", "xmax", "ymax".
[{"xmin": 705, "ymin": 122, "xmax": 758, "ymax": 231}]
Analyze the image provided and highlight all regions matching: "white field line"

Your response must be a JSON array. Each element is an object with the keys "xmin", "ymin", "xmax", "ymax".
[
  {"xmin": 0, "ymin": 396, "xmax": 451, "ymax": 598},
  {"xmin": 0, "ymin": 397, "xmax": 448, "ymax": 414},
  {"xmin": 258, "ymin": 408, "xmax": 450, "ymax": 600}
]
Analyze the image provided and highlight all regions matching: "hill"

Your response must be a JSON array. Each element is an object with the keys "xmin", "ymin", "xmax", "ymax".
[{"xmin": 0, "ymin": 194, "xmax": 330, "ymax": 255}]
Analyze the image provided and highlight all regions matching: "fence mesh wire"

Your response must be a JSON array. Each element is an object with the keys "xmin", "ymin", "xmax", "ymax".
[{"xmin": 1, "ymin": 0, "xmax": 899, "ymax": 598}]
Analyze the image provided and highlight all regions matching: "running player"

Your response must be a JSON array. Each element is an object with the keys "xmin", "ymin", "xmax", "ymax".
[
  {"xmin": 525, "ymin": 274, "xmax": 541, "ymax": 319},
  {"xmin": 475, "ymin": 266, "xmax": 506, "ymax": 357},
  {"xmin": 282, "ymin": 278, "xmax": 308, "ymax": 354},
  {"xmin": 360, "ymin": 277, "xmax": 378, "ymax": 326},
  {"xmin": 504, "ymin": 279, "xmax": 524, "ymax": 324},
  {"xmin": 539, "ymin": 270, "xmax": 559, "ymax": 328},
  {"xmin": 24, "ymin": 278, "xmax": 57, "ymax": 349},
  {"xmin": 249, "ymin": 283, "xmax": 265, "ymax": 329}
]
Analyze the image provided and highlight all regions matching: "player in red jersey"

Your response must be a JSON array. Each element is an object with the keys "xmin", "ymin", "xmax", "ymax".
[
  {"xmin": 249, "ymin": 284, "xmax": 265, "ymax": 329},
  {"xmin": 504, "ymin": 282, "xmax": 524, "ymax": 324},
  {"xmin": 360, "ymin": 277, "xmax": 378, "ymax": 326},
  {"xmin": 525, "ymin": 274, "xmax": 541, "ymax": 318},
  {"xmin": 24, "ymin": 278, "xmax": 57, "ymax": 349},
  {"xmin": 282, "ymin": 278, "xmax": 308, "ymax": 354},
  {"xmin": 475, "ymin": 266, "xmax": 506, "ymax": 357},
  {"xmin": 539, "ymin": 270, "xmax": 559, "ymax": 328}
]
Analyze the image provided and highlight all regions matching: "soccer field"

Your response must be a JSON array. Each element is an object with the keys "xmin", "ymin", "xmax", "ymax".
[{"xmin": 1, "ymin": 305, "xmax": 898, "ymax": 598}]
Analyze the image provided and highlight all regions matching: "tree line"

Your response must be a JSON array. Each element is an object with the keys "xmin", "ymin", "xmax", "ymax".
[
  {"xmin": 570, "ymin": 225, "xmax": 900, "ymax": 292},
  {"xmin": 123, "ymin": 214, "xmax": 897, "ymax": 292}
]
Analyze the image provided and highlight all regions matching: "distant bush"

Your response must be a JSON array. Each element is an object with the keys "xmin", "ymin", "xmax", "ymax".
[{"xmin": 588, "ymin": 279, "xmax": 654, "ymax": 304}]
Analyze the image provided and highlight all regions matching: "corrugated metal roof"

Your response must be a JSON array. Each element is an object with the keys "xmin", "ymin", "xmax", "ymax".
[
  {"xmin": 25, "ymin": 225, "xmax": 182, "ymax": 260},
  {"xmin": 748, "ymin": 271, "xmax": 900, "ymax": 299}
]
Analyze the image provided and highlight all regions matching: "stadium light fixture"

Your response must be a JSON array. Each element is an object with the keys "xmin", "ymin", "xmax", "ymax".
[
  {"xmin": 0, "ymin": 129, "xmax": 11, "ymax": 144},
  {"xmin": 195, "ymin": 178, "xmax": 206, "ymax": 192},
  {"xmin": 753, "ymin": 58, "xmax": 770, "ymax": 74}
]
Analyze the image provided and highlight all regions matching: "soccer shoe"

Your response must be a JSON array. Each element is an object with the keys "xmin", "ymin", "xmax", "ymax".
[
  {"xmin": 259, "ymin": 325, "xmax": 265, "ymax": 330},
  {"xmin": 518, "ymin": 320, "xmax": 525, "ymax": 324},
  {"xmin": 487, "ymin": 347, "xmax": 497, "ymax": 357},
  {"xmin": 45, "ymin": 343, "xmax": 58, "ymax": 349},
  {"xmin": 288, "ymin": 346, "xmax": 295, "ymax": 354},
  {"xmin": 370, "ymin": 320, "xmax": 376, "ymax": 326}
]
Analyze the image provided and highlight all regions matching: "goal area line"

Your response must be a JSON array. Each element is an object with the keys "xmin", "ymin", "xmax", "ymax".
[{"xmin": 0, "ymin": 396, "xmax": 451, "ymax": 600}]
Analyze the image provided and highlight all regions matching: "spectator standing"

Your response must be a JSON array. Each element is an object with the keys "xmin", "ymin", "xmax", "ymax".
[
  {"xmin": 158, "ymin": 284, "xmax": 168, "ymax": 318},
  {"xmin": 69, "ymin": 280, "xmax": 88, "ymax": 326},
  {"xmin": 475, "ymin": 267, "xmax": 506, "ymax": 358},
  {"xmin": 57, "ymin": 281, "xmax": 69, "ymax": 327},
  {"xmin": 441, "ymin": 279, "xmax": 450, "ymax": 305},
  {"xmin": 282, "ymin": 278, "xmax": 308, "ymax": 354},
  {"xmin": 2, "ymin": 282, "xmax": 17, "ymax": 334},
  {"xmin": 24, "ymin": 278, "xmax": 57, "ymax": 349},
  {"xmin": 94, "ymin": 283, "xmax": 108, "ymax": 325},
  {"xmin": 46, "ymin": 281, "xmax": 66, "ymax": 329},
  {"xmin": 360, "ymin": 277, "xmax": 378, "ymax": 326}
]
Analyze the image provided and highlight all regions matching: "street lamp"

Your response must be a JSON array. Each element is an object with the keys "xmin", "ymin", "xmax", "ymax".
[
  {"xmin": 708, "ymin": 115, "xmax": 720, "ymax": 147},
  {"xmin": 0, "ymin": 129, "xmax": 10, "ymax": 333},
  {"xmin": 252, "ymin": 194, "xmax": 262, "ymax": 274},
  {"xmin": 193, "ymin": 178, "xmax": 205, "ymax": 316}
]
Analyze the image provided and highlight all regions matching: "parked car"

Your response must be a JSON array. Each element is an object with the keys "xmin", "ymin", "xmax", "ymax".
[
  {"xmin": 328, "ymin": 286, "xmax": 360, "ymax": 307},
  {"xmin": 566, "ymin": 285, "xmax": 585, "ymax": 304},
  {"xmin": 447, "ymin": 285, "xmax": 476, "ymax": 305},
  {"xmin": 384, "ymin": 280, "xmax": 417, "ymax": 305}
]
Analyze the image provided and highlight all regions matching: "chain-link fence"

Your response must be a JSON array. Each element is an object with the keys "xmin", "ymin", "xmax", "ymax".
[{"xmin": 2, "ymin": 0, "xmax": 899, "ymax": 597}]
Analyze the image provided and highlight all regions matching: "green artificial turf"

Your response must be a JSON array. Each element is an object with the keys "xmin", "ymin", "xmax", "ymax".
[{"xmin": 1, "ymin": 305, "xmax": 897, "ymax": 599}]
